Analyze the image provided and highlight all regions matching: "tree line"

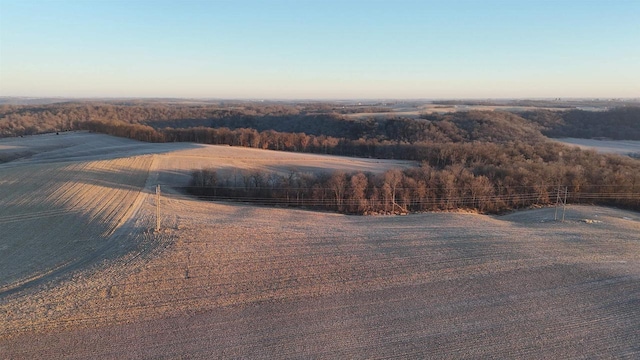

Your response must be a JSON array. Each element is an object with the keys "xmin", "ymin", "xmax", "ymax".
[
  {"xmin": 73, "ymin": 119, "xmax": 640, "ymax": 212},
  {"xmin": 0, "ymin": 102, "xmax": 390, "ymax": 138},
  {"xmin": 520, "ymin": 107, "xmax": 640, "ymax": 140},
  {"xmin": 187, "ymin": 167, "xmax": 505, "ymax": 214},
  {"xmin": 3, "ymin": 102, "xmax": 639, "ymax": 141},
  {"xmin": 2, "ymin": 102, "xmax": 639, "ymax": 213},
  {"xmin": 187, "ymin": 158, "xmax": 640, "ymax": 215}
]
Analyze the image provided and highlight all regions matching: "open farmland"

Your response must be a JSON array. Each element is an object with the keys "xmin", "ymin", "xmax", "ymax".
[
  {"xmin": 1, "ymin": 132, "xmax": 639, "ymax": 359},
  {"xmin": 343, "ymin": 103, "xmax": 575, "ymax": 119},
  {"xmin": 555, "ymin": 137, "xmax": 640, "ymax": 157}
]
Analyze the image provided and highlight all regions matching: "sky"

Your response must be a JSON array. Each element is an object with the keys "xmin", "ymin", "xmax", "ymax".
[{"xmin": 0, "ymin": 0, "xmax": 639, "ymax": 99}]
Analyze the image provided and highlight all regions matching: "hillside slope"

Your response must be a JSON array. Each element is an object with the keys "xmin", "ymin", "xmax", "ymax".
[{"xmin": 1, "ymin": 133, "xmax": 639, "ymax": 359}]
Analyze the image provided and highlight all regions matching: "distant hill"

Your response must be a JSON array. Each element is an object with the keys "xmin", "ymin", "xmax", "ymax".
[{"xmin": 521, "ymin": 107, "xmax": 640, "ymax": 140}]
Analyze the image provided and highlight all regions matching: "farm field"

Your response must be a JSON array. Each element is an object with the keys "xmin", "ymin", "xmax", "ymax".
[
  {"xmin": 555, "ymin": 137, "xmax": 640, "ymax": 157},
  {"xmin": 1, "ymin": 132, "xmax": 639, "ymax": 359},
  {"xmin": 343, "ymin": 103, "xmax": 574, "ymax": 119}
]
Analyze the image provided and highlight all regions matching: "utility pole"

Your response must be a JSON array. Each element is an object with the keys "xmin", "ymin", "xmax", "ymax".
[
  {"xmin": 156, "ymin": 184, "xmax": 161, "ymax": 231},
  {"xmin": 562, "ymin": 186, "xmax": 568, "ymax": 222},
  {"xmin": 554, "ymin": 185, "xmax": 561, "ymax": 221}
]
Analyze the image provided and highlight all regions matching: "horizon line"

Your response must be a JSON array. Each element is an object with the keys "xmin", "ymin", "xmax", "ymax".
[{"xmin": 2, "ymin": 96, "xmax": 639, "ymax": 102}]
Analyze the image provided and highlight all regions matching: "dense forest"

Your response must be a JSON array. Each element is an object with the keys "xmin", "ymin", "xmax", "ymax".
[
  {"xmin": 520, "ymin": 107, "xmax": 640, "ymax": 140},
  {"xmin": 0, "ymin": 102, "xmax": 389, "ymax": 138},
  {"xmin": 2, "ymin": 102, "xmax": 639, "ymax": 140},
  {"xmin": 187, "ymin": 155, "xmax": 639, "ymax": 214},
  {"xmin": 2, "ymin": 102, "xmax": 639, "ymax": 213}
]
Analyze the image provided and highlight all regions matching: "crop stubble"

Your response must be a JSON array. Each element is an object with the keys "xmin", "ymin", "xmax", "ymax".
[{"xmin": 1, "ymin": 133, "xmax": 639, "ymax": 359}]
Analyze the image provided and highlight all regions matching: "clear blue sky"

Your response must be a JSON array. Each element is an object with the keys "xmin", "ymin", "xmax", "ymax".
[{"xmin": 1, "ymin": 0, "xmax": 638, "ymax": 99}]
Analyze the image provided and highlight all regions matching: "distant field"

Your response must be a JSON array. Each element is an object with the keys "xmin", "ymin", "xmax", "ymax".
[
  {"xmin": 344, "ymin": 104, "xmax": 573, "ymax": 119},
  {"xmin": 555, "ymin": 137, "xmax": 640, "ymax": 157},
  {"xmin": 1, "ymin": 133, "xmax": 639, "ymax": 358}
]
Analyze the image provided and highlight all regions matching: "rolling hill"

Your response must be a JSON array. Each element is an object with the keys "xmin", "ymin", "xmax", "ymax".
[{"xmin": 1, "ymin": 132, "xmax": 639, "ymax": 359}]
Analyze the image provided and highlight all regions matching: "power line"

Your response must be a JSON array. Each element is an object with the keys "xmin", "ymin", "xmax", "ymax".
[
  {"xmin": 1, "ymin": 187, "xmax": 636, "ymax": 223},
  {"xmin": 170, "ymin": 188, "xmax": 639, "ymax": 209}
]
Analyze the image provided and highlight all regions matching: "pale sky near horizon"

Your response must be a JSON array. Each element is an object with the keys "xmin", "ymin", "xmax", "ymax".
[{"xmin": 0, "ymin": 0, "xmax": 638, "ymax": 99}]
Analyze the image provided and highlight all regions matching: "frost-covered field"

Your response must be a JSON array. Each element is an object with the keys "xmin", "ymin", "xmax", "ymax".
[
  {"xmin": 555, "ymin": 137, "xmax": 640, "ymax": 157},
  {"xmin": 1, "ymin": 132, "xmax": 639, "ymax": 359}
]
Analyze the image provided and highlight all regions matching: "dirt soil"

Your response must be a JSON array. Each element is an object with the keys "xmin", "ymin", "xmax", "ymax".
[{"xmin": 1, "ymin": 132, "xmax": 639, "ymax": 359}]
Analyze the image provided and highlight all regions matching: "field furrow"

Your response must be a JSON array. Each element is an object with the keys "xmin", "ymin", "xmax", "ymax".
[
  {"xmin": 1, "ymin": 133, "xmax": 639, "ymax": 359},
  {"xmin": 0, "ymin": 154, "xmax": 153, "ymax": 290}
]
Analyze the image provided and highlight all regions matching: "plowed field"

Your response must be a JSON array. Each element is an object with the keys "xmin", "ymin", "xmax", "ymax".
[{"xmin": 1, "ymin": 132, "xmax": 639, "ymax": 359}]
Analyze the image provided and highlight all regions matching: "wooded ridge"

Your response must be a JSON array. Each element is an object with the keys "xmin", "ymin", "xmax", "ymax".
[{"xmin": 2, "ymin": 102, "xmax": 639, "ymax": 213}]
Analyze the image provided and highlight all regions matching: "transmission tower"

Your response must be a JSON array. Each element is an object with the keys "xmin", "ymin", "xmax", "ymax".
[{"xmin": 554, "ymin": 185, "xmax": 568, "ymax": 222}]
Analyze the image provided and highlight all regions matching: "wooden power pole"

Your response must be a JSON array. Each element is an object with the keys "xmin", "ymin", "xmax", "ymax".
[
  {"xmin": 156, "ymin": 184, "xmax": 161, "ymax": 231},
  {"xmin": 562, "ymin": 186, "xmax": 568, "ymax": 222},
  {"xmin": 554, "ymin": 186, "xmax": 561, "ymax": 221}
]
